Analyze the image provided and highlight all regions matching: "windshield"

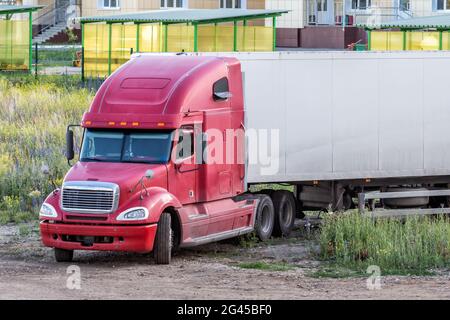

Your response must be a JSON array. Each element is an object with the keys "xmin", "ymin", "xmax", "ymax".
[{"xmin": 80, "ymin": 129, "xmax": 173, "ymax": 164}]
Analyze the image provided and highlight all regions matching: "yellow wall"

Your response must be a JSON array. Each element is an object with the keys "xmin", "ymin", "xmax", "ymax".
[
  {"xmin": 370, "ymin": 31, "xmax": 442, "ymax": 51},
  {"xmin": 83, "ymin": 21, "xmax": 274, "ymax": 77},
  {"xmin": 0, "ymin": 20, "xmax": 30, "ymax": 70}
]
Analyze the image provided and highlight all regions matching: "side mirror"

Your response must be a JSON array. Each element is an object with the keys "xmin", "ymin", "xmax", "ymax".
[{"xmin": 66, "ymin": 129, "xmax": 75, "ymax": 161}]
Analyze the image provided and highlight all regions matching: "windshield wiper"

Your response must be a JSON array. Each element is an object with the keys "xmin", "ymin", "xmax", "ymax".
[
  {"xmin": 82, "ymin": 157, "xmax": 107, "ymax": 162},
  {"xmin": 121, "ymin": 159, "xmax": 150, "ymax": 164}
]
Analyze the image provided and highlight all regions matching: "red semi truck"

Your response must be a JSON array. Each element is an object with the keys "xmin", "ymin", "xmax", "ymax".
[
  {"xmin": 40, "ymin": 54, "xmax": 285, "ymax": 264},
  {"xmin": 40, "ymin": 52, "xmax": 450, "ymax": 264}
]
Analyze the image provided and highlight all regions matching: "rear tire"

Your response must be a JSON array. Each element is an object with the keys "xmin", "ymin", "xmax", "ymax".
[
  {"xmin": 54, "ymin": 248, "xmax": 73, "ymax": 263},
  {"xmin": 153, "ymin": 212, "xmax": 172, "ymax": 265},
  {"xmin": 254, "ymin": 195, "xmax": 275, "ymax": 241},
  {"xmin": 272, "ymin": 191, "xmax": 296, "ymax": 237},
  {"xmin": 383, "ymin": 187, "xmax": 429, "ymax": 208}
]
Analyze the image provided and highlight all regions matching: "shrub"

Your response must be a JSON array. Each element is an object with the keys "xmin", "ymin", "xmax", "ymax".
[
  {"xmin": 0, "ymin": 75, "xmax": 93, "ymax": 217},
  {"xmin": 320, "ymin": 211, "xmax": 450, "ymax": 274}
]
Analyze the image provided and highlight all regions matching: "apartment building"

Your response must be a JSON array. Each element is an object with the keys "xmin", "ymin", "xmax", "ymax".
[
  {"xmin": 9, "ymin": 1, "xmax": 445, "ymax": 48},
  {"xmin": 81, "ymin": 0, "xmax": 264, "ymax": 17},
  {"xmin": 266, "ymin": 0, "xmax": 450, "ymax": 48}
]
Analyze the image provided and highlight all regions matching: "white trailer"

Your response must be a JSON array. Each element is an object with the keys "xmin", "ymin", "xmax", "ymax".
[{"xmin": 136, "ymin": 51, "xmax": 450, "ymax": 216}]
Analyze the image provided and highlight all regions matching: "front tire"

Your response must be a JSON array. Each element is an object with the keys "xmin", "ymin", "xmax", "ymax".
[
  {"xmin": 153, "ymin": 212, "xmax": 172, "ymax": 265},
  {"xmin": 254, "ymin": 195, "xmax": 275, "ymax": 241},
  {"xmin": 54, "ymin": 248, "xmax": 73, "ymax": 263}
]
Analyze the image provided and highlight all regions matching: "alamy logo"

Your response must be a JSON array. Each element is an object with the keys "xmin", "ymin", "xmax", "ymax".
[
  {"xmin": 66, "ymin": 265, "xmax": 81, "ymax": 290},
  {"xmin": 173, "ymin": 125, "xmax": 280, "ymax": 176},
  {"xmin": 366, "ymin": 265, "xmax": 382, "ymax": 290}
]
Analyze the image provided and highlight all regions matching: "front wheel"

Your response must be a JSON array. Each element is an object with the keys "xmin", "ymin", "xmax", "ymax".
[
  {"xmin": 54, "ymin": 248, "xmax": 73, "ymax": 262},
  {"xmin": 153, "ymin": 212, "xmax": 172, "ymax": 265}
]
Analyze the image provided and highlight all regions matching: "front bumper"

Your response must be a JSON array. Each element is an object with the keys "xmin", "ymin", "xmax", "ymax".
[{"xmin": 40, "ymin": 221, "xmax": 157, "ymax": 253}]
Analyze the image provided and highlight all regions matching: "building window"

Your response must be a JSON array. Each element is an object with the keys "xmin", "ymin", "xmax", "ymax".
[
  {"xmin": 220, "ymin": 0, "xmax": 243, "ymax": 9},
  {"xmin": 400, "ymin": 0, "xmax": 410, "ymax": 11},
  {"xmin": 317, "ymin": 0, "xmax": 327, "ymax": 11},
  {"xmin": 101, "ymin": 0, "xmax": 120, "ymax": 9},
  {"xmin": 161, "ymin": 0, "xmax": 184, "ymax": 8},
  {"xmin": 437, "ymin": 0, "xmax": 450, "ymax": 10},
  {"xmin": 351, "ymin": 0, "xmax": 371, "ymax": 10}
]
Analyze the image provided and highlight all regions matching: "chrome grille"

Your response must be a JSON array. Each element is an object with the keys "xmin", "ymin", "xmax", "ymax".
[{"xmin": 61, "ymin": 181, "xmax": 120, "ymax": 214}]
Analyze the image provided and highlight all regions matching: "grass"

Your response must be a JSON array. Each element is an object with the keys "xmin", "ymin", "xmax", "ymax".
[
  {"xmin": 0, "ymin": 74, "xmax": 93, "ymax": 222},
  {"xmin": 310, "ymin": 265, "xmax": 363, "ymax": 278},
  {"xmin": 319, "ymin": 211, "xmax": 450, "ymax": 275},
  {"xmin": 33, "ymin": 46, "xmax": 79, "ymax": 67},
  {"xmin": 0, "ymin": 210, "xmax": 37, "ymax": 225},
  {"xmin": 237, "ymin": 261, "xmax": 296, "ymax": 272}
]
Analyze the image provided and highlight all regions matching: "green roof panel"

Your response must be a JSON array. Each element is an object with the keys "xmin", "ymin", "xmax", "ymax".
[
  {"xmin": 79, "ymin": 9, "xmax": 288, "ymax": 24},
  {"xmin": 359, "ymin": 14, "xmax": 450, "ymax": 30},
  {"xmin": 0, "ymin": 5, "xmax": 43, "ymax": 15}
]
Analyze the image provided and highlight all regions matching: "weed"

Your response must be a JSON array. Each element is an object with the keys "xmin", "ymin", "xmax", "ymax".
[
  {"xmin": 237, "ymin": 261, "xmax": 296, "ymax": 272},
  {"xmin": 319, "ymin": 211, "xmax": 450, "ymax": 274}
]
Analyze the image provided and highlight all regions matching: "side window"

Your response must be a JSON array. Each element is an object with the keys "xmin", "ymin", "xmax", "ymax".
[
  {"xmin": 176, "ymin": 128, "xmax": 194, "ymax": 161},
  {"xmin": 213, "ymin": 77, "xmax": 230, "ymax": 101}
]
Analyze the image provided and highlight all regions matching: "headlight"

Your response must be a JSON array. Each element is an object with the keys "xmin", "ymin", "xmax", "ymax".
[
  {"xmin": 116, "ymin": 207, "xmax": 149, "ymax": 221},
  {"xmin": 39, "ymin": 203, "xmax": 58, "ymax": 218}
]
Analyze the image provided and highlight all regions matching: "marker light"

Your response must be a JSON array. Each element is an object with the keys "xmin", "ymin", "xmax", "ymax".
[
  {"xmin": 120, "ymin": 122, "xmax": 127, "ymax": 126},
  {"xmin": 108, "ymin": 121, "xmax": 115, "ymax": 126},
  {"xmin": 39, "ymin": 203, "xmax": 58, "ymax": 218},
  {"xmin": 157, "ymin": 122, "xmax": 165, "ymax": 127},
  {"xmin": 85, "ymin": 121, "xmax": 92, "ymax": 125},
  {"xmin": 132, "ymin": 122, "xmax": 140, "ymax": 127},
  {"xmin": 116, "ymin": 207, "xmax": 149, "ymax": 221}
]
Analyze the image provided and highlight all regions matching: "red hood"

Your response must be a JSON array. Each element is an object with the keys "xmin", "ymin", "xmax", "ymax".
[{"xmin": 64, "ymin": 162, "xmax": 168, "ymax": 200}]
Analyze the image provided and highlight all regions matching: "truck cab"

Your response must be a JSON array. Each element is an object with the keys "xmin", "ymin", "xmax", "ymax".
[{"xmin": 39, "ymin": 55, "xmax": 289, "ymax": 264}]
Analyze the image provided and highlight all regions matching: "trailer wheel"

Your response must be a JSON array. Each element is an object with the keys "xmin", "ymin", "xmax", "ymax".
[
  {"xmin": 54, "ymin": 248, "xmax": 73, "ymax": 263},
  {"xmin": 153, "ymin": 212, "xmax": 172, "ymax": 265},
  {"xmin": 272, "ymin": 191, "xmax": 296, "ymax": 237},
  {"xmin": 254, "ymin": 195, "xmax": 275, "ymax": 241},
  {"xmin": 383, "ymin": 187, "xmax": 429, "ymax": 208}
]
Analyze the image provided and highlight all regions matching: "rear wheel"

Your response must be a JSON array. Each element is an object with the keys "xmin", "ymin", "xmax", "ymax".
[
  {"xmin": 383, "ymin": 187, "xmax": 429, "ymax": 208},
  {"xmin": 254, "ymin": 195, "xmax": 275, "ymax": 241},
  {"xmin": 153, "ymin": 212, "xmax": 172, "ymax": 265},
  {"xmin": 54, "ymin": 248, "xmax": 73, "ymax": 263},
  {"xmin": 272, "ymin": 191, "xmax": 296, "ymax": 237}
]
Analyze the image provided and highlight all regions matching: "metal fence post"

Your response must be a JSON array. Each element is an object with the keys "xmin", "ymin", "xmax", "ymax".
[
  {"xmin": 81, "ymin": 47, "xmax": 85, "ymax": 82},
  {"xmin": 35, "ymin": 42, "xmax": 38, "ymax": 78}
]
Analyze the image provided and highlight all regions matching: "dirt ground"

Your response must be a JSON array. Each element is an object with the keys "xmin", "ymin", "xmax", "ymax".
[{"xmin": 0, "ymin": 222, "xmax": 449, "ymax": 300}]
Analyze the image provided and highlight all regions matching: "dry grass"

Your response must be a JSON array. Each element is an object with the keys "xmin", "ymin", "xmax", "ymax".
[{"xmin": 0, "ymin": 75, "xmax": 93, "ymax": 221}]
